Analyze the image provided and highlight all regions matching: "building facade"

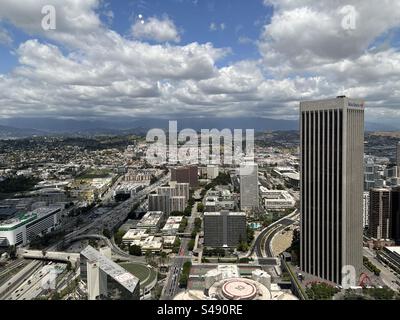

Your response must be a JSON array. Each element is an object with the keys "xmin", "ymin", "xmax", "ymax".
[
  {"xmin": 369, "ymin": 188, "xmax": 392, "ymax": 240},
  {"xmin": 300, "ymin": 96, "xmax": 364, "ymax": 284},
  {"xmin": 0, "ymin": 207, "xmax": 61, "ymax": 246},
  {"xmin": 239, "ymin": 162, "xmax": 259, "ymax": 211},
  {"xmin": 203, "ymin": 211, "xmax": 246, "ymax": 248},
  {"xmin": 171, "ymin": 166, "xmax": 198, "ymax": 188}
]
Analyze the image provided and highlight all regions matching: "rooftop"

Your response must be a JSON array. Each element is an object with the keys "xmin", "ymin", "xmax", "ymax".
[
  {"xmin": 0, "ymin": 206, "xmax": 61, "ymax": 230},
  {"xmin": 80, "ymin": 245, "xmax": 139, "ymax": 293}
]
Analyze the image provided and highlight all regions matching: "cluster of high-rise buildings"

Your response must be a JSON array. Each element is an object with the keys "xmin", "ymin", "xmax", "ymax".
[{"xmin": 148, "ymin": 181, "xmax": 190, "ymax": 215}]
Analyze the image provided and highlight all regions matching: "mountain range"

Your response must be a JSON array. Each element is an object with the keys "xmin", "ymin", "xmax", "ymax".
[{"xmin": 0, "ymin": 117, "xmax": 398, "ymax": 138}]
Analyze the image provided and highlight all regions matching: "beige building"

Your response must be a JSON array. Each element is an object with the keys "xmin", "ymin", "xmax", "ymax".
[{"xmin": 300, "ymin": 96, "xmax": 364, "ymax": 284}]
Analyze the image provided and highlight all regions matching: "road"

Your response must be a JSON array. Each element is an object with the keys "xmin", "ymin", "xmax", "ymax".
[
  {"xmin": 162, "ymin": 196, "xmax": 200, "ymax": 300},
  {"xmin": 0, "ymin": 173, "xmax": 170, "ymax": 300},
  {"xmin": 363, "ymin": 247, "xmax": 400, "ymax": 292},
  {"xmin": 251, "ymin": 210, "xmax": 299, "ymax": 258}
]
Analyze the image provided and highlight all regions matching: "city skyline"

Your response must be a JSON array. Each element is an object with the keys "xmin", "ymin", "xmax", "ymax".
[{"xmin": 1, "ymin": 0, "xmax": 400, "ymax": 307}]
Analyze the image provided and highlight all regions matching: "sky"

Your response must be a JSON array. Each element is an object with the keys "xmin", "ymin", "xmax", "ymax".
[{"xmin": 0, "ymin": 0, "xmax": 399, "ymax": 125}]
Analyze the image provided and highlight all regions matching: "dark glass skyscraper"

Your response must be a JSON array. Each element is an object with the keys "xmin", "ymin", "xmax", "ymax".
[{"xmin": 300, "ymin": 97, "xmax": 364, "ymax": 284}]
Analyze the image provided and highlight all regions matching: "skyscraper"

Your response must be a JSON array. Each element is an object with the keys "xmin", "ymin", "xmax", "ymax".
[
  {"xmin": 300, "ymin": 96, "xmax": 364, "ymax": 284},
  {"xmin": 171, "ymin": 166, "xmax": 199, "ymax": 188},
  {"xmin": 240, "ymin": 162, "xmax": 259, "ymax": 211},
  {"xmin": 369, "ymin": 188, "xmax": 392, "ymax": 240},
  {"xmin": 391, "ymin": 186, "xmax": 400, "ymax": 244},
  {"xmin": 397, "ymin": 142, "xmax": 400, "ymax": 175}
]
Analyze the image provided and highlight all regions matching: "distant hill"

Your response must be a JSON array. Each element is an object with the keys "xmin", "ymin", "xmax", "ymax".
[
  {"xmin": 0, "ymin": 117, "xmax": 299, "ymax": 134},
  {"xmin": 0, "ymin": 125, "xmax": 47, "ymax": 139},
  {"xmin": 0, "ymin": 117, "xmax": 398, "ymax": 138}
]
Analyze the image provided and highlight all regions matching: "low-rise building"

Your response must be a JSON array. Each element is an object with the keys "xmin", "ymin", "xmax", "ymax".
[
  {"xmin": 260, "ymin": 186, "xmax": 296, "ymax": 210},
  {"xmin": 136, "ymin": 211, "xmax": 165, "ymax": 232},
  {"xmin": 161, "ymin": 216, "xmax": 184, "ymax": 235}
]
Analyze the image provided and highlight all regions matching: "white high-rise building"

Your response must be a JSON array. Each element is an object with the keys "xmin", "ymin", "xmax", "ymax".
[
  {"xmin": 363, "ymin": 192, "xmax": 370, "ymax": 229},
  {"xmin": 240, "ymin": 162, "xmax": 259, "ymax": 211},
  {"xmin": 300, "ymin": 96, "xmax": 364, "ymax": 285}
]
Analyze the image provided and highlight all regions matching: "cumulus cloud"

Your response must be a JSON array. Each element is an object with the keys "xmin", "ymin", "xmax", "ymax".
[
  {"xmin": 259, "ymin": 0, "xmax": 400, "ymax": 72},
  {"xmin": 0, "ymin": 0, "xmax": 398, "ymax": 124},
  {"xmin": 132, "ymin": 16, "xmax": 181, "ymax": 43},
  {"xmin": 0, "ymin": 27, "xmax": 12, "ymax": 45}
]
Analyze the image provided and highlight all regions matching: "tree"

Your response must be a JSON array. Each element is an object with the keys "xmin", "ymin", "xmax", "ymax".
[
  {"xmin": 194, "ymin": 218, "xmax": 202, "ymax": 229},
  {"xmin": 51, "ymin": 292, "xmax": 61, "ymax": 300},
  {"xmin": 129, "ymin": 245, "xmax": 142, "ymax": 256},
  {"xmin": 237, "ymin": 241, "xmax": 249, "ymax": 252},
  {"xmin": 7, "ymin": 245, "xmax": 16, "ymax": 259},
  {"xmin": 188, "ymin": 239, "xmax": 195, "ymax": 251},
  {"xmin": 66, "ymin": 261, "xmax": 72, "ymax": 271},
  {"xmin": 159, "ymin": 251, "xmax": 168, "ymax": 266},
  {"xmin": 246, "ymin": 226, "xmax": 255, "ymax": 244},
  {"xmin": 103, "ymin": 228, "xmax": 111, "ymax": 238},
  {"xmin": 364, "ymin": 287, "xmax": 395, "ymax": 300},
  {"xmin": 114, "ymin": 230, "xmax": 125, "ymax": 246},
  {"xmin": 179, "ymin": 273, "xmax": 189, "ymax": 288},
  {"xmin": 172, "ymin": 238, "xmax": 181, "ymax": 254},
  {"xmin": 184, "ymin": 206, "xmax": 192, "ymax": 216},
  {"xmin": 145, "ymin": 250, "xmax": 154, "ymax": 264},
  {"xmin": 170, "ymin": 211, "xmax": 184, "ymax": 216},
  {"xmin": 197, "ymin": 203, "xmax": 204, "ymax": 212},
  {"xmin": 305, "ymin": 283, "xmax": 339, "ymax": 300}
]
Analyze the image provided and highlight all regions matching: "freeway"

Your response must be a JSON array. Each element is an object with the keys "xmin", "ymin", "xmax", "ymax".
[
  {"xmin": 251, "ymin": 210, "xmax": 299, "ymax": 259},
  {"xmin": 0, "ymin": 260, "xmax": 42, "ymax": 299},
  {"xmin": 0, "ymin": 173, "xmax": 170, "ymax": 300},
  {"xmin": 60, "ymin": 173, "xmax": 170, "ymax": 242}
]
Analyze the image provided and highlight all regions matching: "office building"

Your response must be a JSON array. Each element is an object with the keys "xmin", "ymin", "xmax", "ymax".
[
  {"xmin": 392, "ymin": 186, "xmax": 400, "ymax": 244},
  {"xmin": 0, "ymin": 207, "xmax": 61, "ymax": 246},
  {"xmin": 385, "ymin": 166, "xmax": 398, "ymax": 179},
  {"xmin": 239, "ymin": 162, "xmax": 259, "ymax": 211},
  {"xmin": 149, "ymin": 182, "xmax": 189, "ymax": 215},
  {"xmin": 369, "ymin": 188, "xmax": 392, "ymax": 240},
  {"xmin": 260, "ymin": 186, "xmax": 296, "ymax": 210},
  {"xmin": 136, "ymin": 211, "xmax": 165, "ymax": 232},
  {"xmin": 397, "ymin": 142, "xmax": 400, "ymax": 174},
  {"xmin": 148, "ymin": 194, "xmax": 170, "ymax": 215},
  {"xmin": 169, "ymin": 196, "xmax": 186, "ymax": 213},
  {"xmin": 80, "ymin": 245, "xmax": 140, "ymax": 300},
  {"xmin": 207, "ymin": 165, "xmax": 219, "ymax": 180},
  {"xmin": 203, "ymin": 211, "xmax": 246, "ymax": 248},
  {"xmin": 203, "ymin": 189, "xmax": 235, "ymax": 212},
  {"xmin": 363, "ymin": 192, "xmax": 370, "ymax": 229},
  {"xmin": 300, "ymin": 96, "xmax": 364, "ymax": 284},
  {"xmin": 171, "ymin": 166, "xmax": 198, "ymax": 188}
]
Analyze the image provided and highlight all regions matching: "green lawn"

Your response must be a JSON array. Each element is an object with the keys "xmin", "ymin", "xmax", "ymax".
[{"xmin": 119, "ymin": 263, "xmax": 154, "ymax": 284}]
